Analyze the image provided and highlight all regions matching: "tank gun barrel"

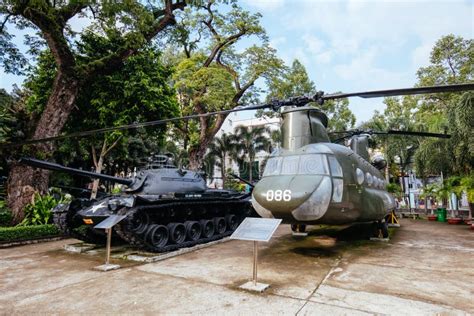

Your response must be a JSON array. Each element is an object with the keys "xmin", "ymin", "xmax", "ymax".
[{"xmin": 20, "ymin": 157, "xmax": 133, "ymax": 186}]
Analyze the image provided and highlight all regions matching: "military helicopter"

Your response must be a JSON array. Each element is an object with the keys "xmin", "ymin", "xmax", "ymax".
[{"xmin": 5, "ymin": 83, "xmax": 473, "ymax": 245}]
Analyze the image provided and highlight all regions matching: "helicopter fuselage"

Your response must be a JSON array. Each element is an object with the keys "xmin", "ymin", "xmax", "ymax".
[{"xmin": 251, "ymin": 142, "xmax": 395, "ymax": 225}]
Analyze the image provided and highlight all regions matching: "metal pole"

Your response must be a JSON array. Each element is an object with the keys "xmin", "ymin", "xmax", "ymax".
[
  {"xmin": 253, "ymin": 240, "xmax": 258, "ymax": 285},
  {"xmin": 106, "ymin": 228, "xmax": 112, "ymax": 265}
]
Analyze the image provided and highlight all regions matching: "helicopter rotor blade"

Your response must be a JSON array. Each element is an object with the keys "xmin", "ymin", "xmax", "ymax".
[
  {"xmin": 385, "ymin": 130, "xmax": 451, "ymax": 138},
  {"xmin": 0, "ymin": 103, "xmax": 272, "ymax": 149},
  {"xmin": 2, "ymin": 83, "xmax": 470, "ymax": 149},
  {"xmin": 321, "ymin": 83, "xmax": 474, "ymax": 100}
]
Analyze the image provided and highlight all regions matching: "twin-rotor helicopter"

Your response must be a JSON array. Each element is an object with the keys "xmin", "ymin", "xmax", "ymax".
[{"xmin": 7, "ymin": 82, "xmax": 474, "ymax": 247}]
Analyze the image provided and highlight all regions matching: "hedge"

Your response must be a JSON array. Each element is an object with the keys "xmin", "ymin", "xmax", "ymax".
[{"xmin": 0, "ymin": 224, "xmax": 61, "ymax": 242}]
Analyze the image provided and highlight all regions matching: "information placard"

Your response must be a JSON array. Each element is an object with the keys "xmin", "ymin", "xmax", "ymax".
[
  {"xmin": 230, "ymin": 217, "xmax": 282, "ymax": 242},
  {"xmin": 94, "ymin": 215, "xmax": 127, "ymax": 229}
]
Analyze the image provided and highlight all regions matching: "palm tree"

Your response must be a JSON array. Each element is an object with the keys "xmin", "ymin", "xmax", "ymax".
[
  {"xmin": 233, "ymin": 125, "xmax": 270, "ymax": 183},
  {"xmin": 208, "ymin": 133, "xmax": 236, "ymax": 186}
]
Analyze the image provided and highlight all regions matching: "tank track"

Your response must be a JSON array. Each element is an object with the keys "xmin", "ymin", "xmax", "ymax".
[{"xmin": 114, "ymin": 199, "xmax": 254, "ymax": 253}]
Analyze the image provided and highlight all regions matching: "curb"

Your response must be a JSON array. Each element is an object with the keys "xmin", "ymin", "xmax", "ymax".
[{"xmin": 0, "ymin": 236, "xmax": 66, "ymax": 248}]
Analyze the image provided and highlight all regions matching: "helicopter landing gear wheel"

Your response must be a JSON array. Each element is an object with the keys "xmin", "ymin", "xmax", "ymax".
[
  {"xmin": 146, "ymin": 224, "xmax": 169, "ymax": 248},
  {"xmin": 371, "ymin": 221, "xmax": 389, "ymax": 239},
  {"xmin": 167, "ymin": 223, "xmax": 186, "ymax": 244},
  {"xmin": 184, "ymin": 221, "xmax": 202, "ymax": 241},
  {"xmin": 200, "ymin": 219, "xmax": 215, "ymax": 238},
  {"xmin": 380, "ymin": 221, "xmax": 389, "ymax": 238},
  {"xmin": 291, "ymin": 224, "xmax": 307, "ymax": 236},
  {"xmin": 214, "ymin": 217, "xmax": 227, "ymax": 234},
  {"xmin": 225, "ymin": 214, "xmax": 239, "ymax": 231},
  {"xmin": 128, "ymin": 211, "xmax": 150, "ymax": 235}
]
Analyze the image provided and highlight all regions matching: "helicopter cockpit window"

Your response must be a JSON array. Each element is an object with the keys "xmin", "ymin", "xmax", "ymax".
[
  {"xmin": 298, "ymin": 154, "xmax": 329, "ymax": 175},
  {"xmin": 281, "ymin": 156, "xmax": 300, "ymax": 175},
  {"xmin": 263, "ymin": 154, "xmax": 330, "ymax": 176},
  {"xmin": 327, "ymin": 156, "xmax": 343, "ymax": 177},
  {"xmin": 263, "ymin": 157, "xmax": 282, "ymax": 176}
]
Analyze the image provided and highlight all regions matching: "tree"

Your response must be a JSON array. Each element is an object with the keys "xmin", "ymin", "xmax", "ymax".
[
  {"xmin": 414, "ymin": 35, "xmax": 473, "ymax": 178},
  {"xmin": 170, "ymin": 1, "xmax": 284, "ymax": 169},
  {"xmin": 258, "ymin": 58, "xmax": 355, "ymax": 131},
  {"xmin": 233, "ymin": 125, "xmax": 270, "ymax": 183},
  {"xmin": 23, "ymin": 35, "xmax": 179, "ymax": 198},
  {"xmin": 266, "ymin": 59, "xmax": 314, "ymax": 101},
  {"xmin": 208, "ymin": 132, "xmax": 236, "ymax": 186},
  {"xmin": 1, "ymin": 0, "xmax": 186, "ymax": 223}
]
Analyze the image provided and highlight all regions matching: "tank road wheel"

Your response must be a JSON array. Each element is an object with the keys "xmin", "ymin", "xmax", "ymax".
[
  {"xmin": 225, "ymin": 214, "xmax": 239, "ymax": 231},
  {"xmin": 200, "ymin": 219, "xmax": 215, "ymax": 238},
  {"xmin": 184, "ymin": 221, "xmax": 202, "ymax": 241},
  {"xmin": 128, "ymin": 211, "xmax": 150, "ymax": 235},
  {"xmin": 146, "ymin": 224, "xmax": 169, "ymax": 248},
  {"xmin": 168, "ymin": 223, "xmax": 186, "ymax": 244},
  {"xmin": 214, "ymin": 217, "xmax": 227, "ymax": 234}
]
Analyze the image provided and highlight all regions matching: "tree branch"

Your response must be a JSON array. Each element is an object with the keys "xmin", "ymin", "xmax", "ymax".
[
  {"xmin": 104, "ymin": 136, "xmax": 122, "ymax": 156},
  {"xmin": 0, "ymin": 14, "xmax": 11, "ymax": 33},
  {"xmin": 216, "ymin": 50, "xmax": 241, "ymax": 91},
  {"xmin": 203, "ymin": 29, "xmax": 246, "ymax": 67},
  {"xmin": 91, "ymin": 145, "xmax": 98, "ymax": 168},
  {"xmin": 84, "ymin": 0, "xmax": 185, "ymax": 77},
  {"xmin": 59, "ymin": 2, "xmax": 88, "ymax": 23}
]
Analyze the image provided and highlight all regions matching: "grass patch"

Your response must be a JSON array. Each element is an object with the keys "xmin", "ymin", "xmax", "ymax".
[{"xmin": 0, "ymin": 224, "xmax": 60, "ymax": 242}]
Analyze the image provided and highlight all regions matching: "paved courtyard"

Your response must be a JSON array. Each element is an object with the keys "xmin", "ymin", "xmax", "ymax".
[{"xmin": 1, "ymin": 219, "xmax": 473, "ymax": 314}]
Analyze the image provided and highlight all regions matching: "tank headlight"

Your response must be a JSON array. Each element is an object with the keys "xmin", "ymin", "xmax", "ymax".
[{"xmin": 356, "ymin": 168, "xmax": 364, "ymax": 185}]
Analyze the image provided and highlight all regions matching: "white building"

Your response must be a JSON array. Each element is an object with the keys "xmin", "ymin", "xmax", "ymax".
[{"xmin": 210, "ymin": 114, "xmax": 281, "ymax": 188}]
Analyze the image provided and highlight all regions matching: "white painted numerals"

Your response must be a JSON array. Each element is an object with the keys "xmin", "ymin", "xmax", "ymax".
[{"xmin": 266, "ymin": 190, "xmax": 292, "ymax": 202}]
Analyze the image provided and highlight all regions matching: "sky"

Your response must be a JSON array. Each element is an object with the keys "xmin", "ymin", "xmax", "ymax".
[{"xmin": 0, "ymin": 0, "xmax": 472, "ymax": 125}]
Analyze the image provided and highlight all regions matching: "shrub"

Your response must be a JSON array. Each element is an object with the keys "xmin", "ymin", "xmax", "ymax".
[
  {"xmin": 19, "ymin": 193, "xmax": 61, "ymax": 226},
  {"xmin": 0, "ymin": 201, "xmax": 12, "ymax": 226},
  {"xmin": 0, "ymin": 224, "xmax": 60, "ymax": 242}
]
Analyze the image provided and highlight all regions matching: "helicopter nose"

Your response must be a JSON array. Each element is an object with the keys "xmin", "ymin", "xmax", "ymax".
[{"xmin": 252, "ymin": 175, "xmax": 331, "ymax": 221}]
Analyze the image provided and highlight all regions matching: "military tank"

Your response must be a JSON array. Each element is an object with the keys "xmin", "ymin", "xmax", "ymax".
[{"xmin": 20, "ymin": 156, "xmax": 256, "ymax": 252}]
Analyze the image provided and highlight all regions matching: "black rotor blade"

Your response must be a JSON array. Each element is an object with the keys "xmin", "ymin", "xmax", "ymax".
[
  {"xmin": 386, "ymin": 130, "xmax": 451, "ymax": 138},
  {"xmin": 322, "ymin": 83, "xmax": 474, "ymax": 100},
  {"xmin": 0, "ymin": 103, "xmax": 272, "ymax": 149}
]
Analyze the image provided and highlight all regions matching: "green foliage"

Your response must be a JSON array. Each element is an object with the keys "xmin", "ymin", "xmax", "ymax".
[
  {"xmin": 0, "ymin": 224, "xmax": 60, "ymax": 242},
  {"xmin": 386, "ymin": 183, "xmax": 401, "ymax": 195},
  {"xmin": 259, "ymin": 59, "xmax": 355, "ymax": 131},
  {"xmin": 0, "ymin": 201, "xmax": 12, "ymax": 226},
  {"xmin": 224, "ymin": 170, "xmax": 245, "ymax": 191},
  {"xmin": 0, "ymin": 89, "xmax": 16, "ymax": 144},
  {"xmin": 265, "ymin": 59, "xmax": 314, "ymax": 101},
  {"xmin": 18, "ymin": 193, "xmax": 62, "ymax": 226},
  {"xmin": 23, "ymin": 32, "xmax": 180, "ymax": 179},
  {"xmin": 459, "ymin": 174, "xmax": 474, "ymax": 203},
  {"xmin": 363, "ymin": 35, "xmax": 473, "ymax": 183},
  {"xmin": 208, "ymin": 132, "xmax": 236, "ymax": 182},
  {"xmin": 233, "ymin": 125, "xmax": 270, "ymax": 182}
]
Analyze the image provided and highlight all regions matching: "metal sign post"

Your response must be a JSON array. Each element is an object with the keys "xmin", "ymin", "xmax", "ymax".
[
  {"xmin": 231, "ymin": 217, "xmax": 281, "ymax": 292},
  {"xmin": 93, "ymin": 215, "xmax": 126, "ymax": 272},
  {"xmin": 253, "ymin": 240, "xmax": 260, "ymax": 285}
]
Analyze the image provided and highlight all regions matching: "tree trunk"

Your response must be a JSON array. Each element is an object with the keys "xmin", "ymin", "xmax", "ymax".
[
  {"xmin": 221, "ymin": 156, "xmax": 226, "ymax": 188},
  {"xmin": 90, "ymin": 156, "xmax": 104, "ymax": 200},
  {"xmin": 7, "ymin": 72, "xmax": 80, "ymax": 223},
  {"xmin": 7, "ymin": 162, "xmax": 49, "ymax": 225},
  {"xmin": 189, "ymin": 143, "xmax": 211, "ymax": 170},
  {"xmin": 249, "ymin": 158, "xmax": 253, "ymax": 183}
]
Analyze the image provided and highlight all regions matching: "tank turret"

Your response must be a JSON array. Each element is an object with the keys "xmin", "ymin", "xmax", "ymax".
[{"xmin": 19, "ymin": 157, "xmax": 207, "ymax": 194}]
